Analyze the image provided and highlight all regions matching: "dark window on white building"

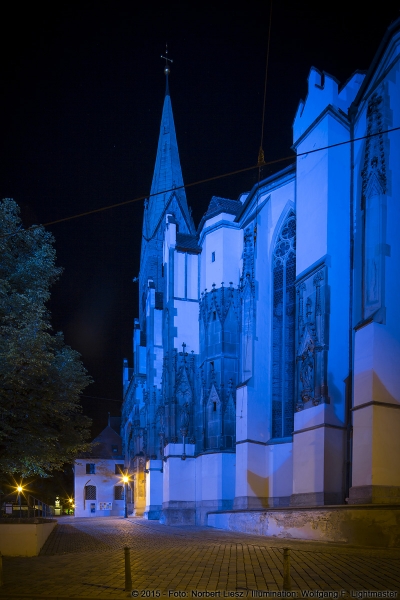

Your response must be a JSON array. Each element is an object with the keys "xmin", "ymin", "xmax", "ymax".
[
  {"xmin": 211, "ymin": 251, "xmax": 215, "ymax": 262},
  {"xmin": 85, "ymin": 485, "xmax": 96, "ymax": 500},
  {"xmin": 115, "ymin": 464, "xmax": 124, "ymax": 475},
  {"xmin": 86, "ymin": 463, "xmax": 95, "ymax": 474},
  {"xmin": 115, "ymin": 485, "xmax": 124, "ymax": 500}
]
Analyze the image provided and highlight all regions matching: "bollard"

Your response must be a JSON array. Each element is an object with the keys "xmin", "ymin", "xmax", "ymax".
[
  {"xmin": 282, "ymin": 547, "xmax": 291, "ymax": 591},
  {"xmin": 124, "ymin": 546, "xmax": 132, "ymax": 592}
]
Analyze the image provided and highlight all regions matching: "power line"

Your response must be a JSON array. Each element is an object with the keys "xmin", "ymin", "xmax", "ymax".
[
  {"xmin": 38, "ymin": 125, "xmax": 400, "ymax": 226},
  {"xmin": 1, "ymin": 124, "xmax": 399, "ymax": 237}
]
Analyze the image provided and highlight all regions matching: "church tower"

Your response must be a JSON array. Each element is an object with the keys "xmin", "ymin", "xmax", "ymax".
[
  {"xmin": 139, "ymin": 65, "xmax": 194, "ymax": 333},
  {"xmin": 122, "ymin": 60, "xmax": 197, "ymax": 518}
]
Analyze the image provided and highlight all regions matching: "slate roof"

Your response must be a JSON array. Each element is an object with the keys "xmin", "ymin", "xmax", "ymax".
[
  {"xmin": 78, "ymin": 420, "xmax": 124, "ymax": 460},
  {"xmin": 205, "ymin": 196, "xmax": 241, "ymax": 217},
  {"xmin": 197, "ymin": 196, "xmax": 240, "ymax": 233},
  {"xmin": 176, "ymin": 233, "xmax": 201, "ymax": 254}
]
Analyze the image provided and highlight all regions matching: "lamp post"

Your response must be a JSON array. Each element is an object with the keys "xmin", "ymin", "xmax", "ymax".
[
  {"xmin": 17, "ymin": 485, "xmax": 22, "ymax": 518},
  {"xmin": 122, "ymin": 475, "xmax": 129, "ymax": 518}
]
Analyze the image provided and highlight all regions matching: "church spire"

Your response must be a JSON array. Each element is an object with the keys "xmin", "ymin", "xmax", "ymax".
[{"xmin": 143, "ymin": 51, "xmax": 193, "ymax": 239}]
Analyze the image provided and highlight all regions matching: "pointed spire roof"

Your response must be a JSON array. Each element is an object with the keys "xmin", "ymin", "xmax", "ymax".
[{"xmin": 144, "ymin": 75, "xmax": 192, "ymax": 238}]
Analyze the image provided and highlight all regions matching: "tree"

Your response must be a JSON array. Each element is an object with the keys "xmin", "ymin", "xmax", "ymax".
[{"xmin": 0, "ymin": 198, "xmax": 92, "ymax": 477}]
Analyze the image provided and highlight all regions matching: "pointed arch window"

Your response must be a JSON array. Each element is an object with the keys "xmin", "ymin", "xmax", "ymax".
[
  {"xmin": 272, "ymin": 211, "xmax": 296, "ymax": 439},
  {"xmin": 207, "ymin": 388, "xmax": 220, "ymax": 449}
]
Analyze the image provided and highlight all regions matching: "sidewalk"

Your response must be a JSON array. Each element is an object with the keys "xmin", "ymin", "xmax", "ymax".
[{"xmin": 0, "ymin": 516, "xmax": 399, "ymax": 600}]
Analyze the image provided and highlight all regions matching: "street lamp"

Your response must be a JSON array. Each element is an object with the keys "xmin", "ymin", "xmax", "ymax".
[
  {"xmin": 68, "ymin": 498, "xmax": 74, "ymax": 513},
  {"xmin": 17, "ymin": 485, "xmax": 23, "ymax": 518},
  {"xmin": 122, "ymin": 475, "xmax": 129, "ymax": 518}
]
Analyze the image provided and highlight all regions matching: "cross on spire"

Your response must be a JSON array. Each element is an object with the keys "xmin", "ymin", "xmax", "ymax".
[{"xmin": 161, "ymin": 43, "xmax": 173, "ymax": 76}]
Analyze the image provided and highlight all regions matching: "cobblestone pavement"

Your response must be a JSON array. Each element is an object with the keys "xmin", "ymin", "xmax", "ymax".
[{"xmin": 0, "ymin": 516, "xmax": 399, "ymax": 600}]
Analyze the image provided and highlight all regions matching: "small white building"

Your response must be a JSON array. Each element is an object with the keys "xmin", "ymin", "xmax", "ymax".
[{"xmin": 74, "ymin": 417, "xmax": 130, "ymax": 518}]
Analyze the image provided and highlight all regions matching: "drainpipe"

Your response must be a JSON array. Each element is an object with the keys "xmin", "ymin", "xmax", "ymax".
[{"xmin": 345, "ymin": 104, "xmax": 356, "ymax": 501}]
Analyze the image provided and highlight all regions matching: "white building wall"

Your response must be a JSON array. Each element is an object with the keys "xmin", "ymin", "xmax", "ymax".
[
  {"xmin": 200, "ymin": 223, "xmax": 242, "ymax": 292},
  {"xmin": 187, "ymin": 254, "xmax": 199, "ymax": 300},
  {"xmin": 174, "ymin": 251, "xmax": 185, "ymax": 298},
  {"xmin": 74, "ymin": 459, "xmax": 126, "ymax": 518},
  {"xmin": 173, "ymin": 299, "xmax": 199, "ymax": 353}
]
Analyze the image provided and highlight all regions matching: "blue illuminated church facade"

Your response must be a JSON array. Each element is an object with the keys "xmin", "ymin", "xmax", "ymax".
[{"xmin": 121, "ymin": 20, "xmax": 400, "ymax": 538}]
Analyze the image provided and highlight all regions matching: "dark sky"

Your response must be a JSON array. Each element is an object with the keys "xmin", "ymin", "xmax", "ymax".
[{"xmin": 1, "ymin": 3, "xmax": 398, "ymax": 436}]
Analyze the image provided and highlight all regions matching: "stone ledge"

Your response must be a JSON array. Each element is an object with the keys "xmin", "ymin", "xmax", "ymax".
[
  {"xmin": 0, "ymin": 520, "xmax": 57, "ymax": 556},
  {"xmin": 207, "ymin": 505, "xmax": 400, "ymax": 547},
  {"xmin": 0, "ymin": 517, "xmax": 55, "ymax": 524}
]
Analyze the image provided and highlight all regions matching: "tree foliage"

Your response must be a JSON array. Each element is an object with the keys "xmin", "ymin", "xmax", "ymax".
[{"xmin": 0, "ymin": 199, "xmax": 92, "ymax": 477}]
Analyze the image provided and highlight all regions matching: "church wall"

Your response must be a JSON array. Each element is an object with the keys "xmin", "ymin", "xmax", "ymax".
[
  {"xmin": 144, "ymin": 459, "xmax": 163, "ymax": 520},
  {"xmin": 264, "ymin": 443, "xmax": 293, "ymax": 505},
  {"xmin": 200, "ymin": 223, "xmax": 242, "ymax": 292},
  {"xmin": 163, "ymin": 217, "xmax": 176, "ymax": 298},
  {"xmin": 161, "ymin": 443, "xmax": 196, "ymax": 525},
  {"xmin": 234, "ymin": 177, "xmax": 295, "ymax": 509},
  {"xmin": 292, "ymin": 404, "xmax": 346, "ymax": 504},
  {"xmin": 292, "ymin": 106, "xmax": 351, "ymax": 505},
  {"xmin": 235, "ymin": 440, "xmax": 268, "ymax": 509},
  {"xmin": 174, "ymin": 251, "xmax": 185, "ymax": 298},
  {"xmin": 194, "ymin": 453, "xmax": 236, "ymax": 524},
  {"xmin": 350, "ymin": 42, "xmax": 400, "ymax": 504},
  {"xmin": 171, "ymin": 247, "xmax": 199, "ymax": 302},
  {"xmin": 253, "ymin": 181, "xmax": 295, "ymax": 439},
  {"xmin": 145, "ymin": 287, "xmax": 163, "ymax": 388},
  {"xmin": 295, "ymin": 124, "xmax": 329, "ymax": 275},
  {"xmin": 351, "ymin": 325, "xmax": 400, "ymax": 490},
  {"xmin": 122, "ymin": 20, "xmax": 400, "ymax": 528},
  {"xmin": 352, "ymin": 54, "xmax": 400, "ymax": 395},
  {"xmin": 325, "ymin": 116, "xmax": 352, "ymax": 424},
  {"xmin": 173, "ymin": 299, "xmax": 199, "ymax": 353},
  {"xmin": 187, "ymin": 253, "xmax": 198, "ymax": 300},
  {"xmin": 254, "ymin": 186, "xmax": 295, "ymax": 506}
]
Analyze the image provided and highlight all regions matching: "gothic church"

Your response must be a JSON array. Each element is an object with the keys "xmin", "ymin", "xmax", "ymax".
[{"xmin": 121, "ymin": 19, "xmax": 400, "ymax": 542}]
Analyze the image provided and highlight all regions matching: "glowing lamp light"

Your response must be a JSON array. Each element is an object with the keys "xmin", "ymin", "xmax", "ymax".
[
  {"xmin": 122, "ymin": 474, "xmax": 129, "ymax": 518},
  {"xmin": 15, "ymin": 483, "xmax": 24, "ymax": 518}
]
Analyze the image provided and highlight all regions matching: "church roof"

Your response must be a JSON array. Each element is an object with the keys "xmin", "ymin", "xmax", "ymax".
[
  {"xmin": 144, "ymin": 79, "xmax": 192, "ymax": 239},
  {"xmin": 78, "ymin": 424, "xmax": 124, "ymax": 460},
  {"xmin": 176, "ymin": 233, "xmax": 201, "ymax": 254},
  {"xmin": 197, "ymin": 196, "xmax": 241, "ymax": 233},
  {"xmin": 206, "ymin": 196, "xmax": 241, "ymax": 217}
]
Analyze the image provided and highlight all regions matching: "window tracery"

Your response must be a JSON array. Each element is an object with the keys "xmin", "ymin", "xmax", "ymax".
[{"xmin": 272, "ymin": 211, "xmax": 296, "ymax": 438}]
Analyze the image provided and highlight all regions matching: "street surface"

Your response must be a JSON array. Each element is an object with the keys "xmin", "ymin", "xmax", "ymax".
[{"xmin": 0, "ymin": 516, "xmax": 398, "ymax": 599}]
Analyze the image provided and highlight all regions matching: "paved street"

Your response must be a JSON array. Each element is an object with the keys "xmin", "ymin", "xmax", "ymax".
[{"xmin": 0, "ymin": 516, "xmax": 399, "ymax": 600}]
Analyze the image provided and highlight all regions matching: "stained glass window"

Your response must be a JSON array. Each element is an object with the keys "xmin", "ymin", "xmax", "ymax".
[{"xmin": 272, "ymin": 211, "xmax": 296, "ymax": 438}]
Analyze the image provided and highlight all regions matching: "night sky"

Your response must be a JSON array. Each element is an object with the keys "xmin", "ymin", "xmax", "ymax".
[{"xmin": 1, "ymin": 3, "xmax": 398, "ymax": 437}]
